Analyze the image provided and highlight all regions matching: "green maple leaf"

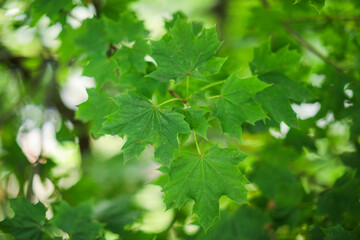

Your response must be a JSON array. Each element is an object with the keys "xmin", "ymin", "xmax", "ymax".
[
  {"xmin": 30, "ymin": 0, "xmax": 73, "ymax": 26},
  {"xmin": 101, "ymin": 0, "xmax": 136, "ymax": 21},
  {"xmin": 174, "ymin": 107, "xmax": 210, "ymax": 141},
  {"xmin": 105, "ymin": 11, "xmax": 148, "ymax": 43},
  {"xmin": 211, "ymin": 74, "xmax": 270, "ymax": 139},
  {"xmin": 0, "ymin": 198, "xmax": 47, "ymax": 240},
  {"xmin": 117, "ymin": 71, "xmax": 168, "ymax": 98},
  {"xmin": 255, "ymin": 73, "xmax": 313, "ymax": 127},
  {"xmin": 102, "ymin": 92, "xmax": 190, "ymax": 165},
  {"xmin": 53, "ymin": 202, "xmax": 102, "ymax": 240},
  {"xmin": 249, "ymin": 39, "xmax": 301, "ymax": 76},
  {"xmin": 76, "ymin": 89, "xmax": 117, "ymax": 138},
  {"xmin": 204, "ymin": 205, "xmax": 271, "ymax": 240},
  {"xmin": 149, "ymin": 18, "xmax": 226, "ymax": 82},
  {"xmin": 76, "ymin": 18, "xmax": 108, "ymax": 55},
  {"xmin": 317, "ymin": 172, "xmax": 360, "ymax": 223},
  {"xmin": 163, "ymin": 146, "xmax": 248, "ymax": 231},
  {"xmin": 82, "ymin": 54, "xmax": 119, "ymax": 88},
  {"xmin": 250, "ymin": 40, "xmax": 313, "ymax": 127},
  {"xmin": 114, "ymin": 40, "xmax": 150, "ymax": 74},
  {"xmin": 325, "ymin": 225, "xmax": 359, "ymax": 240}
]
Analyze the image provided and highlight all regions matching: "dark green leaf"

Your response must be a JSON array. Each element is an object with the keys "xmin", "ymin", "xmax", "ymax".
[
  {"xmin": 102, "ymin": 92, "xmax": 190, "ymax": 165},
  {"xmin": 53, "ymin": 202, "xmax": 102, "ymax": 240},
  {"xmin": 212, "ymin": 74, "xmax": 269, "ymax": 139},
  {"xmin": 149, "ymin": 18, "xmax": 226, "ymax": 82},
  {"xmin": 164, "ymin": 146, "xmax": 248, "ymax": 230},
  {"xmin": 0, "ymin": 198, "xmax": 47, "ymax": 240}
]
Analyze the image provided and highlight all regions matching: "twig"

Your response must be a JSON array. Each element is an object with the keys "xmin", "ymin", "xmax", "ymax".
[
  {"xmin": 169, "ymin": 89, "xmax": 187, "ymax": 103},
  {"xmin": 286, "ymin": 15, "xmax": 360, "ymax": 23},
  {"xmin": 283, "ymin": 22, "xmax": 344, "ymax": 73}
]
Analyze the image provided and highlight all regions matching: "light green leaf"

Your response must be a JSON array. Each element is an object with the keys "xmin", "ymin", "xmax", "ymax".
[
  {"xmin": 163, "ymin": 146, "xmax": 248, "ymax": 231},
  {"xmin": 53, "ymin": 202, "xmax": 102, "ymax": 240},
  {"xmin": 211, "ymin": 74, "xmax": 270, "ymax": 139},
  {"xmin": 174, "ymin": 107, "xmax": 210, "ymax": 140},
  {"xmin": 149, "ymin": 18, "xmax": 226, "ymax": 82},
  {"xmin": 76, "ymin": 89, "xmax": 117, "ymax": 138},
  {"xmin": 102, "ymin": 92, "xmax": 190, "ymax": 165},
  {"xmin": 0, "ymin": 198, "xmax": 47, "ymax": 240}
]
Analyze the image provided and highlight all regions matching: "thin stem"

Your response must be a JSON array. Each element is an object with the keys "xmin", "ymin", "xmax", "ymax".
[
  {"xmin": 200, "ymin": 80, "xmax": 226, "ymax": 91},
  {"xmin": 283, "ymin": 22, "xmax": 344, "ymax": 73},
  {"xmin": 207, "ymin": 95, "xmax": 222, "ymax": 99},
  {"xmin": 286, "ymin": 15, "xmax": 360, "ymax": 23},
  {"xmin": 157, "ymin": 98, "xmax": 183, "ymax": 107},
  {"xmin": 193, "ymin": 131, "xmax": 202, "ymax": 155},
  {"xmin": 186, "ymin": 75, "xmax": 190, "ymax": 99}
]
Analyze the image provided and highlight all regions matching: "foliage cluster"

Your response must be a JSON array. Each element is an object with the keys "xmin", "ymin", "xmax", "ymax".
[{"xmin": 0, "ymin": 0, "xmax": 360, "ymax": 239}]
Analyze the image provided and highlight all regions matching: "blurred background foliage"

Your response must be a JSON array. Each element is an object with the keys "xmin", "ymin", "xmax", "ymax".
[{"xmin": 0, "ymin": 0, "xmax": 360, "ymax": 239}]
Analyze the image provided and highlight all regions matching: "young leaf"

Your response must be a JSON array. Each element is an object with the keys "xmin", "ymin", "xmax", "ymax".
[
  {"xmin": 76, "ymin": 89, "xmax": 117, "ymax": 138},
  {"xmin": 0, "ymin": 198, "xmax": 47, "ymax": 240},
  {"xmin": 211, "ymin": 74, "xmax": 270, "ymax": 139},
  {"xmin": 52, "ymin": 202, "xmax": 102, "ymax": 240},
  {"xmin": 163, "ymin": 146, "xmax": 248, "ymax": 231},
  {"xmin": 102, "ymin": 92, "xmax": 190, "ymax": 165},
  {"xmin": 174, "ymin": 107, "xmax": 210, "ymax": 139},
  {"xmin": 149, "ymin": 18, "xmax": 226, "ymax": 82}
]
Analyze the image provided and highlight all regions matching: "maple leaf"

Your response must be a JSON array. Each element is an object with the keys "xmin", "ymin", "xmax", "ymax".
[
  {"xmin": 249, "ymin": 39, "xmax": 301, "ymax": 76},
  {"xmin": 173, "ymin": 107, "xmax": 210, "ymax": 140},
  {"xmin": 76, "ymin": 89, "xmax": 117, "ymax": 138},
  {"xmin": 163, "ymin": 146, "xmax": 248, "ymax": 231},
  {"xmin": 102, "ymin": 92, "xmax": 190, "ymax": 166},
  {"xmin": 255, "ymin": 73, "xmax": 313, "ymax": 127},
  {"xmin": 82, "ymin": 54, "xmax": 119, "ymax": 88},
  {"xmin": 105, "ymin": 11, "xmax": 148, "ymax": 43},
  {"xmin": 0, "ymin": 198, "xmax": 47, "ymax": 240},
  {"xmin": 250, "ymin": 40, "xmax": 313, "ymax": 127},
  {"xmin": 53, "ymin": 202, "xmax": 102, "ymax": 240},
  {"xmin": 113, "ymin": 39, "xmax": 150, "ymax": 74},
  {"xmin": 211, "ymin": 74, "xmax": 270, "ymax": 139},
  {"xmin": 149, "ymin": 18, "xmax": 226, "ymax": 82},
  {"xmin": 30, "ymin": 0, "xmax": 72, "ymax": 26}
]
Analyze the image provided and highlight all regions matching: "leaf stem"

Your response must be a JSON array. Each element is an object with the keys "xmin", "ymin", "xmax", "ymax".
[
  {"xmin": 186, "ymin": 75, "xmax": 190, "ymax": 99},
  {"xmin": 157, "ymin": 98, "xmax": 183, "ymax": 107},
  {"xmin": 207, "ymin": 95, "xmax": 222, "ymax": 99},
  {"xmin": 193, "ymin": 131, "xmax": 202, "ymax": 155},
  {"xmin": 200, "ymin": 80, "xmax": 226, "ymax": 91}
]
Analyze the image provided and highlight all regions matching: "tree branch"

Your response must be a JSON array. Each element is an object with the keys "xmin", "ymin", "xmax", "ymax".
[{"xmin": 283, "ymin": 22, "xmax": 344, "ymax": 73}]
